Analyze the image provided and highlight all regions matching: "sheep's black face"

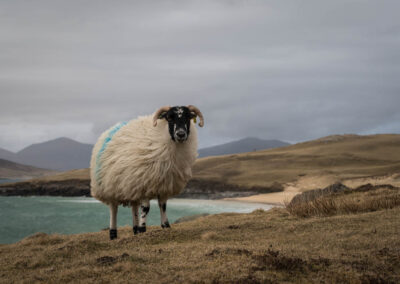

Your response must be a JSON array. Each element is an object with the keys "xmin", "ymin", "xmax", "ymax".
[{"xmin": 161, "ymin": 106, "xmax": 196, "ymax": 143}]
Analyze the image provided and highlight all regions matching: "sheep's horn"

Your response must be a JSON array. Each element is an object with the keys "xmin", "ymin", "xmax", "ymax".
[
  {"xmin": 187, "ymin": 105, "xmax": 204, "ymax": 127},
  {"xmin": 153, "ymin": 106, "xmax": 171, "ymax": 127}
]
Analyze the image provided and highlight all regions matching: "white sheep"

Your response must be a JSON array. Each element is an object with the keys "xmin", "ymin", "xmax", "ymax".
[{"xmin": 90, "ymin": 105, "xmax": 204, "ymax": 239}]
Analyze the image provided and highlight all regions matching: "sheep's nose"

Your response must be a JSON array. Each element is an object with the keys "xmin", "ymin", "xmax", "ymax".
[{"xmin": 176, "ymin": 130, "xmax": 186, "ymax": 139}]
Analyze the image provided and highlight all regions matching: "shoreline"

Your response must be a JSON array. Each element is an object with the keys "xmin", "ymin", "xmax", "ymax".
[
  {"xmin": 0, "ymin": 194, "xmax": 281, "ymax": 208},
  {"xmin": 0, "ymin": 196, "xmax": 275, "ymax": 244}
]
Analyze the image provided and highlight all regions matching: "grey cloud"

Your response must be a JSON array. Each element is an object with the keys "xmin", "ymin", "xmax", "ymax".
[{"xmin": 0, "ymin": 0, "xmax": 399, "ymax": 151}]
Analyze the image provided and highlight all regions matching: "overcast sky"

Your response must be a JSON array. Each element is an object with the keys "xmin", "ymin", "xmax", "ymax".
[{"xmin": 1, "ymin": 0, "xmax": 399, "ymax": 152}]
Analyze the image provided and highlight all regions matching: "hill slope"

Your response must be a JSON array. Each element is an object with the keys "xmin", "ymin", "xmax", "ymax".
[
  {"xmin": 193, "ymin": 134, "xmax": 400, "ymax": 188},
  {"xmin": 0, "ymin": 159, "xmax": 56, "ymax": 179},
  {"xmin": 198, "ymin": 137, "xmax": 290, "ymax": 158}
]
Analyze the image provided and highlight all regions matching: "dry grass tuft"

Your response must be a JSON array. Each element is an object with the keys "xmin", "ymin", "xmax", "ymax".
[
  {"xmin": 286, "ymin": 183, "xmax": 400, "ymax": 217},
  {"xmin": 251, "ymin": 208, "xmax": 267, "ymax": 214},
  {"xmin": 201, "ymin": 231, "xmax": 218, "ymax": 241}
]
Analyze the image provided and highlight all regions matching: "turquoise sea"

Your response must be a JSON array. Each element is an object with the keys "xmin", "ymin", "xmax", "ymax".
[{"xmin": 0, "ymin": 196, "xmax": 273, "ymax": 244}]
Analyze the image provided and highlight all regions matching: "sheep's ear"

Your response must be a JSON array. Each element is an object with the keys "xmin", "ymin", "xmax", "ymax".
[
  {"xmin": 187, "ymin": 105, "xmax": 204, "ymax": 127},
  {"xmin": 153, "ymin": 106, "xmax": 171, "ymax": 127},
  {"xmin": 189, "ymin": 111, "xmax": 197, "ymax": 119},
  {"xmin": 159, "ymin": 111, "xmax": 168, "ymax": 119}
]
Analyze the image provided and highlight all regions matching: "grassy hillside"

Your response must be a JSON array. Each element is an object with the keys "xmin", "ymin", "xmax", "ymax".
[
  {"xmin": 1, "ymin": 186, "xmax": 399, "ymax": 283},
  {"xmin": 30, "ymin": 168, "xmax": 90, "ymax": 181},
  {"xmin": 193, "ymin": 134, "xmax": 400, "ymax": 188}
]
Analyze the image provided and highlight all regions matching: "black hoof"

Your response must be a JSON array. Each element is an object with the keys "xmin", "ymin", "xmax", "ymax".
[
  {"xmin": 110, "ymin": 229, "xmax": 117, "ymax": 240},
  {"xmin": 161, "ymin": 221, "xmax": 171, "ymax": 228},
  {"xmin": 133, "ymin": 226, "xmax": 139, "ymax": 235},
  {"xmin": 137, "ymin": 226, "xmax": 146, "ymax": 233}
]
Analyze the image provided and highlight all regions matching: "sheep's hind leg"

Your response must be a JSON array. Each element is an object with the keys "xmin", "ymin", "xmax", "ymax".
[
  {"xmin": 138, "ymin": 200, "xmax": 150, "ymax": 233},
  {"xmin": 158, "ymin": 198, "xmax": 170, "ymax": 228},
  {"xmin": 109, "ymin": 204, "xmax": 118, "ymax": 240},
  {"xmin": 132, "ymin": 204, "xmax": 139, "ymax": 235}
]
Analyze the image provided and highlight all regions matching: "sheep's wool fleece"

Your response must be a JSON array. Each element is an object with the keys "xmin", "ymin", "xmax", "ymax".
[{"xmin": 90, "ymin": 114, "xmax": 198, "ymax": 205}]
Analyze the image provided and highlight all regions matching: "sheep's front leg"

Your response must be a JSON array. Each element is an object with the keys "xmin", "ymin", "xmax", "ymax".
[
  {"xmin": 138, "ymin": 200, "xmax": 150, "ymax": 233},
  {"xmin": 132, "ymin": 204, "xmax": 139, "ymax": 235},
  {"xmin": 158, "ymin": 198, "xmax": 170, "ymax": 228},
  {"xmin": 109, "ymin": 204, "xmax": 118, "ymax": 240}
]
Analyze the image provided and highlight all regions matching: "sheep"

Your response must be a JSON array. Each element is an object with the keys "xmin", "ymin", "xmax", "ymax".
[{"xmin": 90, "ymin": 105, "xmax": 204, "ymax": 240}]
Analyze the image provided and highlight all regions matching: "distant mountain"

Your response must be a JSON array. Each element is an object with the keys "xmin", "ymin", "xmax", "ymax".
[
  {"xmin": 0, "ymin": 147, "xmax": 16, "ymax": 161},
  {"xmin": 0, "ymin": 136, "xmax": 289, "ymax": 171},
  {"xmin": 0, "ymin": 158, "xmax": 56, "ymax": 179},
  {"xmin": 0, "ymin": 137, "xmax": 94, "ymax": 171},
  {"xmin": 14, "ymin": 137, "xmax": 93, "ymax": 171},
  {"xmin": 198, "ymin": 137, "xmax": 290, "ymax": 158}
]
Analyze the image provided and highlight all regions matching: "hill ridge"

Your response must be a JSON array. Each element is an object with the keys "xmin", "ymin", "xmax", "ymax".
[{"xmin": 198, "ymin": 137, "xmax": 290, "ymax": 158}]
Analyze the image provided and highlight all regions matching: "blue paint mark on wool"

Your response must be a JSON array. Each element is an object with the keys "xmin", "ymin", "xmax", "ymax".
[{"xmin": 95, "ymin": 121, "xmax": 127, "ymax": 184}]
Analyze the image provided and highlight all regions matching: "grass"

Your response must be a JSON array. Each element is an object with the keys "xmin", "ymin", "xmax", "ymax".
[{"xmin": 1, "ymin": 187, "xmax": 399, "ymax": 283}]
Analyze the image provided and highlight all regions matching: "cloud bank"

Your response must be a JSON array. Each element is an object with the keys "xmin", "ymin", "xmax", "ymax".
[{"xmin": 1, "ymin": 0, "xmax": 399, "ymax": 151}]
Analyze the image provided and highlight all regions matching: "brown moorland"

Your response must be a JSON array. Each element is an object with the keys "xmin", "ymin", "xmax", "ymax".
[{"xmin": 0, "ymin": 185, "xmax": 399, "ymax": 283}]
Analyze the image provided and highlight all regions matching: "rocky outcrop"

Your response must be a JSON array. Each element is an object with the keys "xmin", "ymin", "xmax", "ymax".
[{"xmin": 0, "ymin": 179, "xmax": 91, "ymax": 197}]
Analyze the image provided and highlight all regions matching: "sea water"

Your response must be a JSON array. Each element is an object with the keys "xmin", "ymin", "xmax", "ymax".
[{"xmin": 0, "ymin": 196, "xmax": 273, "ymax": 244}]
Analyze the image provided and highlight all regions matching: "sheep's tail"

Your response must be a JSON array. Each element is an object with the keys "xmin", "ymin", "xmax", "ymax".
[{"xmin": 95, "ymin": 121, "xmax": 128, "ymax": 185}]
